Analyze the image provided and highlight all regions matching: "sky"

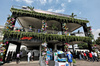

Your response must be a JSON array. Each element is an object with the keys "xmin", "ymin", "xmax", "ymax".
[{"xmin": 0, "ymin": 0, "xmax": 100, "ymax": 40}]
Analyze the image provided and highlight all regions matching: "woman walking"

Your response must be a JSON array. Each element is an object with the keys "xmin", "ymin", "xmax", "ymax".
[
  {"xmin": 16, "ymin": 52, "xmax": 20, "ymax": 64},
  {"xmin": 89, "ymin": 52, "xmax": 93, "ymax": 61},
  {"xmin": 27, "ymin": 51, "xmax": 31, "ymax": 63}
]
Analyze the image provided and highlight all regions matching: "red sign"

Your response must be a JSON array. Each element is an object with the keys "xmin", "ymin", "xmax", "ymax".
[
  {"xmin": 21, "ymin": 37, "xmax": 32, "ymax": 40},
  {"xmin": 61, "ymin": 65, "xmax": 65, "ymax": 66}
]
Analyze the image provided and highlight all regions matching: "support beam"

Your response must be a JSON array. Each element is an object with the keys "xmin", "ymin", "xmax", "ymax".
[
  {"xmin": 54, "ymin": 44, "xmax": 57, "ymax": 51},
  {"xmin": 16, "ymin": 43, "xmax": 21, "ymax": 54},
  {"xmin": 61, "ymin": 22, "xmax": 64, "ymax": 35},
  {"xmin": 83, "ymin": 24, "xmax": 92, "ymax": 51},
  {"xmin": 62, "ymin": 42, "xmax": 64, "ymax": 51},
  {"xmin": 72, "ymin": 44, "xmax": 75, "ymax": 53},
  {"xmin": 3, "ymin": 42, "xmax": 9, "ymax": 63},
  {"xmin": 88, "ymin": 41, "xmax": 92, "ymax": 52},
  {"xmin": 83, "ymin": 23, "xmax": 88, "ymax": 36}
]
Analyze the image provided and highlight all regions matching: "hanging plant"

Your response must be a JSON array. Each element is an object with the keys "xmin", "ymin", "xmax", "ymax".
[
  {"xmin": 5, "ymin": 15, "xmax": 15, "ymax": 31},
  {"xmin": 0, "ymin": 41, "xmax": 9, "ymax": 64},
  {"xmin": 51, "ymin": 23, "xmax": 58, "ymax": 34},
  {"xmin": 37, "ymin": 34, "xmax": 39, "ymax": 39},
  {"xmin": 87, "ymin": 26, "xmax": 94, "ymax": 39},
  {"xmin": 41, "ymin": 20, "xmax": 48, "ymax": 32},
  {"xmin": 2, "ymin": 30, "xmax": 92, "ymax": 43},
  {"xmin": 11, "ymin": 8, "xmax": 89, "ymax": 25}
]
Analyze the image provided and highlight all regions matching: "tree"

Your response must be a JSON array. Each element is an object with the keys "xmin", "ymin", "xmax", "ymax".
[
  {"xmin": 99, "ymin": 33, "xmax": 100, "ymax": 36},
  {"xmin": 51, "ymin": 23, "xmax": 58, "ymax": 34},
  {"xmin": 70, "ymin": 13, "xmax": 77, "ymax": 18},
  {"xmin": 96, "ymin": 37, "xmax": 100, "ymax": 45},
  {"xmin": 27, "ymin": 6, "xmax": 34, "ymax": 11}
]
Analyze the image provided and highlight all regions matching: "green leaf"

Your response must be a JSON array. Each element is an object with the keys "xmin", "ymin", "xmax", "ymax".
[{"xmin": 10, "ymin": 8, "xmax": 89, "ymax": 25}]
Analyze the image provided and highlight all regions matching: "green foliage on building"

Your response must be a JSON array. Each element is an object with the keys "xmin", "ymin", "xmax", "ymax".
[
  {"xmin": 78, "ymin": 43, "xmax": 88, "ymax": 49},
  {"xmin": 96, "ymin": 37, "xmax": 100, "ymax": 45}
]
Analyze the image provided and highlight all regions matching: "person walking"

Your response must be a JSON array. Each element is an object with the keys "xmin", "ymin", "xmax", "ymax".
[
  {"xmin": 85, "ymin": 51, "xmax": 89, "ymax": 60},
  {"xmin": 91, "ymin": 51, "xmax": 95, "ymax": 62},
  {"xmin": 66, "ymin": 51, "xmax": 73, "ymax": 66},
  {"xmin": 94, "ymin": 51, "xmax": 99, "ymax": 62},
  {"xmin": 16, "ymin": 52, "xmax": 20, "ymax": 64},
  {"xmin": 79, "ymin": 51, "xmax": 82, "ymax": 60},
  {"xmin": 27, "ymin": 51, "xmax": 31, "ymax": 63},
  {"xmin": 83, "ymin": 52, "xmax": 86, "ymax": 60},
  {"xmin": 32, "ymin": 52, "xmax": 34, "ymax": 61},
  {"xmin": 81, "ymin": 51, "xmax": 84, "ymax": 59},
  {"xmin": 20, "ymin": 51, "xmax": 22, "ymax": 60},
  {"xmin": 89, "ymin": 52, "xmax": 93, "ymax": 61}
]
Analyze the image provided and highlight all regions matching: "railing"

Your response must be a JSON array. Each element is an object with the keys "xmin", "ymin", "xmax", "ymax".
[
  {"xmin": 11, "ymin": 5, "xmax": 87, "ymax": 20},
  {"xmin": 23, "ymin": 28, "xmax": 69, "ymax": 35},
  {"xmin": 24, "ymin": 28, "xmax": 61, "ymax": 34},
  {"xmin": 16, "ymin": 28, "xmax": 86, "ymax": 37}
]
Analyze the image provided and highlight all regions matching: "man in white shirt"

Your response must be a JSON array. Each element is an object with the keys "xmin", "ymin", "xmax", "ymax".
[
  {"xmin": 27, "ymin": 52, "xmax": 31, "ymax": 63},
  {"xmin": 94, "ymin": 52, "xmax": 99, "ymax": 62},
  {"xmin": 91, "ymin": 51, "xmax": 95, "ymax": 62},
  {"xmin": 94, "ymin": 52, "xmax": 97, "ymax": 57}
]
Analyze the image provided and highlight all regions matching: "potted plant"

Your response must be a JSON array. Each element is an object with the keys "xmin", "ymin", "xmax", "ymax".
[{"xmin": 51, "ymin": 23, "xmax": 58, "ymax": 34}]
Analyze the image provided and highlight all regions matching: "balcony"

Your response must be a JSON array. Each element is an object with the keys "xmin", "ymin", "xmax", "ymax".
[
  {"xmin": 14, "ymin": 27, "xmax": 85, "ymax": 36},
  {"xmin": 3, "ymin": 30, "xmax": 92, "ymax": 43}
]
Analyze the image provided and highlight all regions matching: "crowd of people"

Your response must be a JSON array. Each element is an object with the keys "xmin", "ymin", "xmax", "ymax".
[
  {"xmin": 4, "ymin": 50, "xmax": 99, "ymax": 66},
  {"xmin": 75, "ymin": 51, "xmax": 99, "ymax": 62}
]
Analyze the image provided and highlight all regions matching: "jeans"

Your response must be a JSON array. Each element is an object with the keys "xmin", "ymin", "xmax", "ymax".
[
  {"xmin": 93, "ymin": 55, "xmax": 95, "ymax": 62},
  {"xmin": 95, "ymin": 56, "xmax": 99, "ymax": 61},
  {"xmin": 89, "ymin": 57, "xmax": 93, "ymax": 61},
  {"xmin": 79, "ymin": 54, "xmax": 82, "ymax": 60},
  {"xmin": 28, "ymin": 57, "xmax": 30, "ymax": 63},
  {"xmin": 16, "ymin": 58, "xmax": 20, "ymax": 64},
  {"xmin": 68, "ymin": 62, "xmax": 73, "ymax": 66}
]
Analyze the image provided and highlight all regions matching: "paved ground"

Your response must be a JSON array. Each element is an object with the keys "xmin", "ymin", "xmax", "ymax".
[
  {"xmin": 2, "ymin": 60, "xmax": 100, "ymax": 66},
  {"xmin": 3, "ymin": 61, "xmax": 39, "ymax": 66},
  {"xmin": 75, "ymin": 60, "xmax": 100, "ymax": 66}
]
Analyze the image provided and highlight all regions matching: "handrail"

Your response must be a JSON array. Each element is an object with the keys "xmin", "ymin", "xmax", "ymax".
[{"xmin": 14, "ymin": 27, "xmax": 86, "ymax": 37}]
